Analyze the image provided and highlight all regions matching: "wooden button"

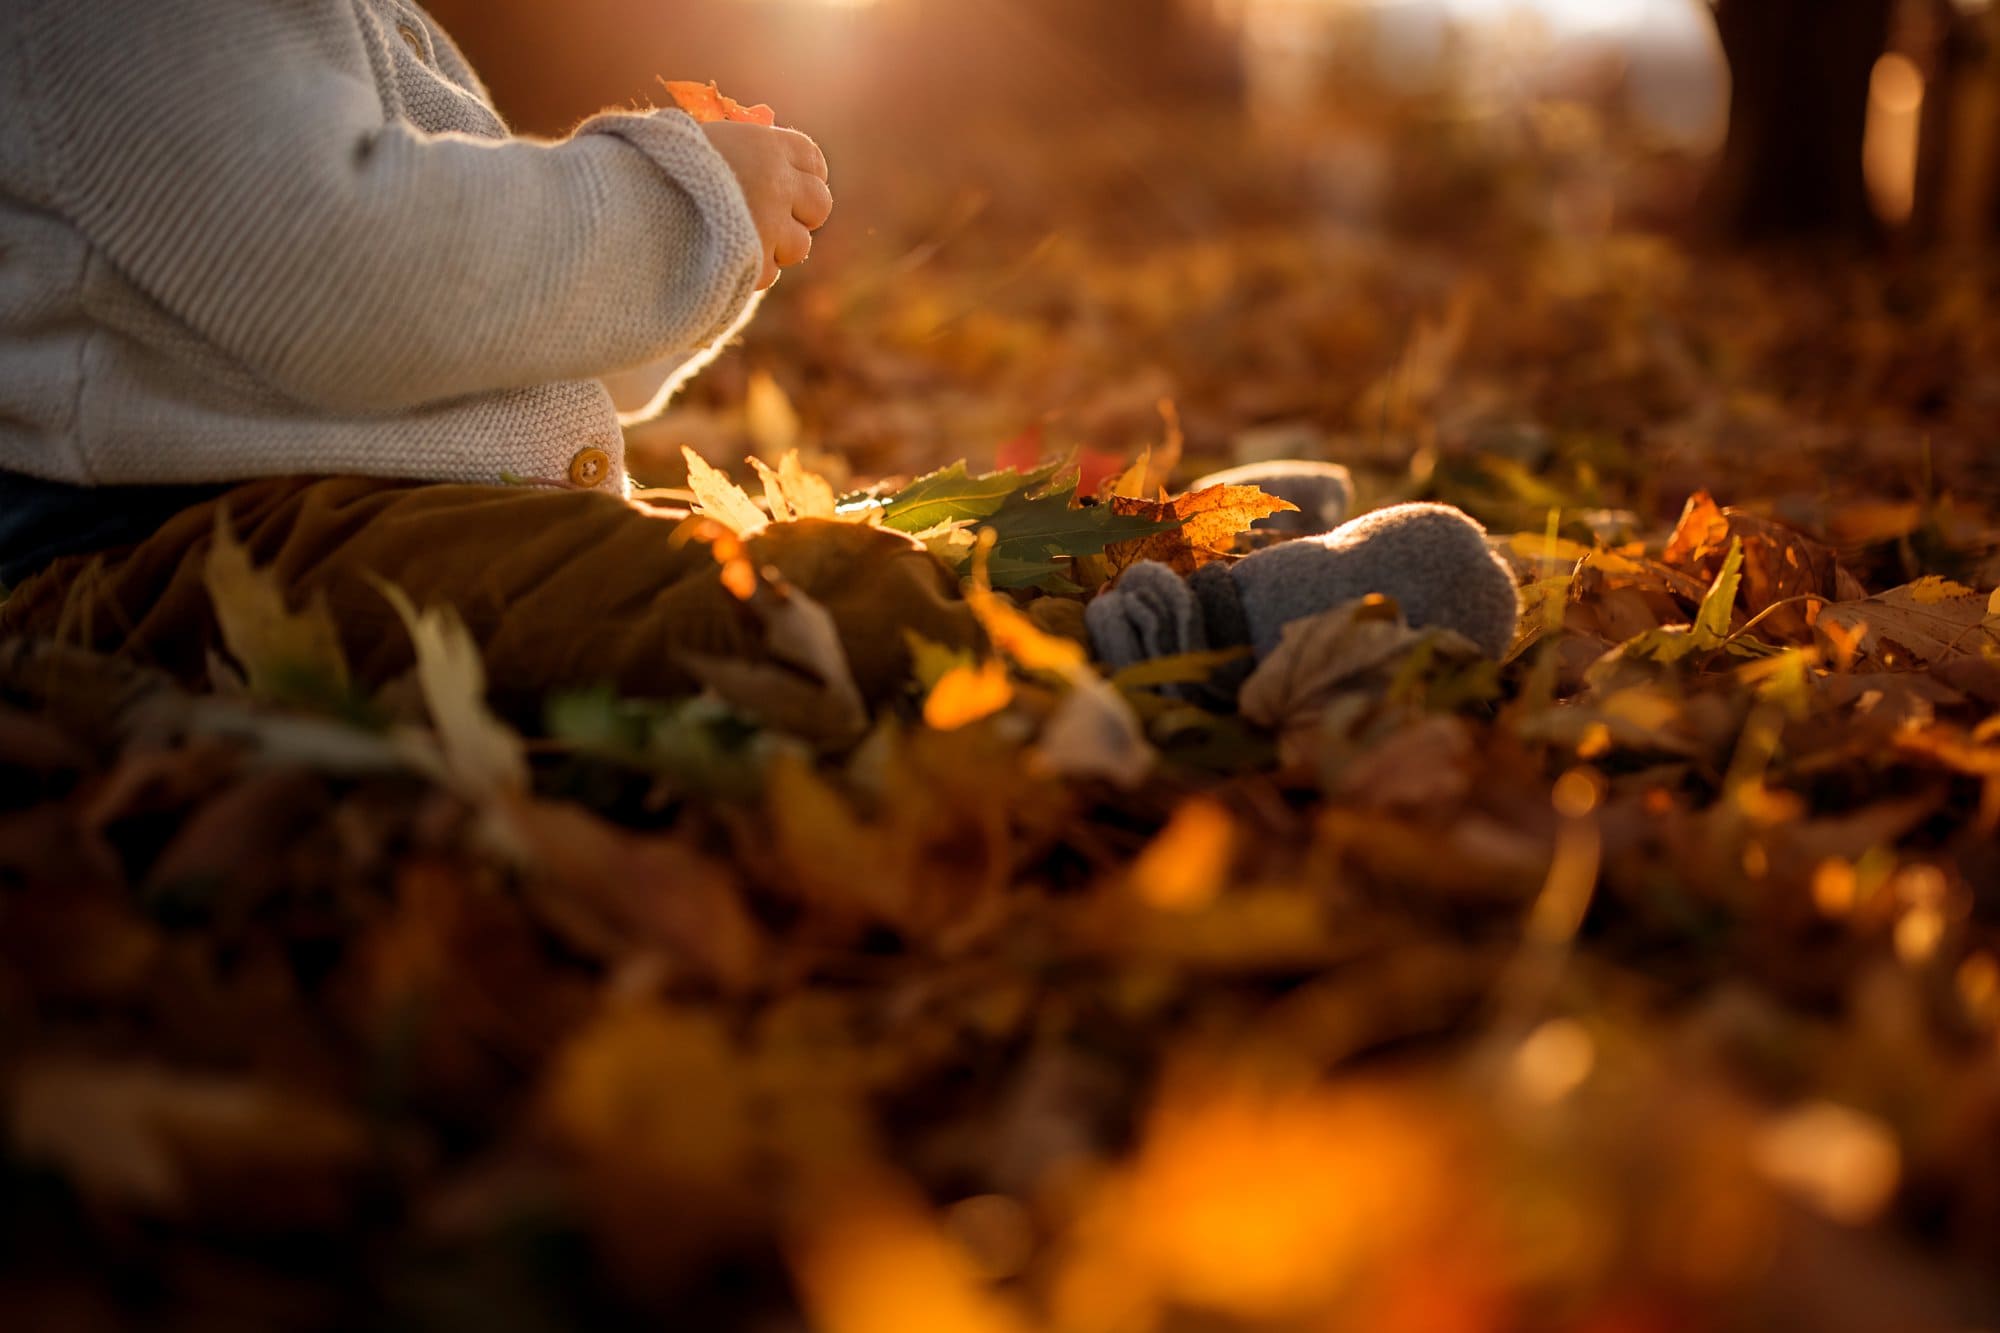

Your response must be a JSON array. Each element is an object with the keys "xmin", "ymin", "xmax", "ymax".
[
  {"xmin": 568, "ymin": 447, "xmax": 613, "ymax": 489},
  {"xmin": 396, "ymin": 23, "xmax": 426, "ymax": 60}
]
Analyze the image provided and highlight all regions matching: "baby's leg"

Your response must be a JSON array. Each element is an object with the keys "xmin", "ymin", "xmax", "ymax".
[{"xmin": 0, "ymin": 472, "xmax": 974, "ymax": 716}]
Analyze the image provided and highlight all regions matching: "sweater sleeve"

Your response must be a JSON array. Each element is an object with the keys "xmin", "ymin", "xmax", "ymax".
[{"xmin": 17, "ymin": 0, "xmax": 762, "ymax": 414}]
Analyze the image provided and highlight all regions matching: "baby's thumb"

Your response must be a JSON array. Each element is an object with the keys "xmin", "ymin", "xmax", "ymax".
[{"xmin": 1084, "ymin": 561, "xmax": 1206, "ymax": 671}]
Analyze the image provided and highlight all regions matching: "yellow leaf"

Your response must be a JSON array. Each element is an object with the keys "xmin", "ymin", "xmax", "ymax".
[
  {"xmin": 753, "ymin": 456, "xmax": 794, "ymax": 523},
  {"xmin": 682, "ymin": 445, "xmax": 769, "ymax": 536},
  {"xmin": 1909, "ymin": 575, "xmax": 1978, "ymax": 605},
  {"xmin": 1107, "ymin": 444, "xmax": 1155, "ymax": 500},
  {"xmin": 375, "ymin": 582, "xmax": 527, "ymax": 801},
  {"xmin": 924, "ymin": 660, "xmax": 1013, "ymax": 731},
  {"xmin": 1505, "ymin": 530, "xmax": 1593, "ymax": 566},
  {"xmin": 750, "ymin": 449, "xmax": 840, "ymax": 523},
  {"xmin": 203, "ymin": 509, "xmax": 349, "ymax": 703},
  {"xmin": 745, "ymin": 369, "xmax": 802, "ymax": 462}
]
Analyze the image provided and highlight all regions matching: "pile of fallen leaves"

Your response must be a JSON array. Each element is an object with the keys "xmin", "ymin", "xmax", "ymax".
[{"xmin": 8, "ymin": 106, "xmax": 2000, "ymax": 1332}]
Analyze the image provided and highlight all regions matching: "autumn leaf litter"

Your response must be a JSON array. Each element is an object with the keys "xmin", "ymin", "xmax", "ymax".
[{"xmin": 5, "ymin": 112, "xmax": 2000, "ymax": 1330}]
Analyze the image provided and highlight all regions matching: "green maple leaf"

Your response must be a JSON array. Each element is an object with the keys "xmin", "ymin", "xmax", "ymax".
[
  {"xmin": 870, "ymin": 459, "xmax": 1064, "ymax": 534},
  {"xmin": 977, "ymin": 483, "xmax": 1177, "ymax": 589},
  {"xmin": 865, "ymin": 458, "xmax": 1179, "ymax": 589}
]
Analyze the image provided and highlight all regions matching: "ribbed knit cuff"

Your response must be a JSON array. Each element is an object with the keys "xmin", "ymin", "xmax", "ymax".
[{"xmin": 573, "ymin": 108, "xmax": 763, "ymax": 351}]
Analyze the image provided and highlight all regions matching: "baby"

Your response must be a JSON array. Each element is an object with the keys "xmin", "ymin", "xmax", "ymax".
[{"xmin": 0, "ymin": 0, "xmax": 1518, "ymax": 709}]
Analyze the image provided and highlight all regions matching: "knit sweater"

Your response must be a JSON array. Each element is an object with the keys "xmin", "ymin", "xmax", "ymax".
[{"xmin": 0, "ymin": 0, "xmax": 764, "ymax": 493}]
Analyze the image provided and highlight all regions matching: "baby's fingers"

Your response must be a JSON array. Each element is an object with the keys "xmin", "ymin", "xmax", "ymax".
[
  {"xmin": 777, "ymin": 128, "xmax": 828, "ymax": 181},
  {"xmin": 794, "ymin": 174, "xmax": 834, "ymax": 231},
  {"xmin": 774, "ymin": 220, "xmax": 813, "ymax": 269}
]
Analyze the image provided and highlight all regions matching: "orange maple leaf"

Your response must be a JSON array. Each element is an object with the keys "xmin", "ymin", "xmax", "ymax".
[
  {"xmin": 661, "ymin": 79, "xmax": 776, "ymax": 127},
  {"xmin": 1104, "ymin": 484, "xmax": 1298, "ymax": 576}
]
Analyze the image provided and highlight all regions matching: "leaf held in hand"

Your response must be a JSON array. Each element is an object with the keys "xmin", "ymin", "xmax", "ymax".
[{"xmin": 662, "ymin": 79, "xmax": 776, "ymax": 126}]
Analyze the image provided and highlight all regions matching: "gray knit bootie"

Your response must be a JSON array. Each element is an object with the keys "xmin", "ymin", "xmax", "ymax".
[{"xmin": 1086, "ymin": 487, "xmax": 1521, "ymax": 697}]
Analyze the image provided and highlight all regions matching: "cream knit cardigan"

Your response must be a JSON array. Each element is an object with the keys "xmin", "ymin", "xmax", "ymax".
[{"xmin": 0, "ymin": 0, "xmax": 764, "ymax": 492}]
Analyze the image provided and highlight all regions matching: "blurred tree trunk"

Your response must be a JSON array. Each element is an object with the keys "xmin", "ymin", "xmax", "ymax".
[
  {"xmin": 1705, "ymin": 0, "xmax": 1894, "ymax": 242},
  {"xmin": 1913, "ymin": 0, "xmax": 2000, "ymax": 245}
]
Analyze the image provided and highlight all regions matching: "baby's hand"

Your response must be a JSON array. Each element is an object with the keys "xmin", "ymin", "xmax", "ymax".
[{"xmin": 700, "ymin": 122, "xmax": 832, "ymax": 290}]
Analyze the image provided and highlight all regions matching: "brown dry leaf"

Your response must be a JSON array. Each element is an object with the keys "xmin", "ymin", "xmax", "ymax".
[
  {"xmin": 1814, "ymin": 578, "xmax": 2000, "ymax": 669},
  {"xmin": 503, "ymin": 798, "xmax": 765, "ymax": 991},
  {"xmin": 1327, "ymin": 715, "xmax": 1477, "ymax": 812},
  {"xmin": 1104, "ymin": 484, "xmax": 1297, "ymax": 576},
  {"xmin": 763, "ymin": 751, "xmax": 905, "ymax": 927},
  {"xmin": 1237, "ymin": 596, "xmax": 1480, "ymax": 733},
  {"xmin": 9, "ymin": 1057, "xmax": 365, "ymax": 1219},
  {"xmin": 1033, "ymin": 673, "xmax": 1154, "ymax": 787},
  {"xmin": 1052, "ymin": 1077, "xmax": 1458, "ymax": 1327},
  {"xmin": 1662, "ymin": 491, "xmax": 1865, "ymax": 641},
  {"xmin": 682, "ymin": 569, "xmax": 868, "ymax": 747}
]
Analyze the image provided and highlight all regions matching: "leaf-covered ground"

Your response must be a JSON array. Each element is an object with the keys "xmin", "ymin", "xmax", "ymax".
[{"xmin": 7, "ymin": 108, "xmax": 2000, "ymax": 1331}]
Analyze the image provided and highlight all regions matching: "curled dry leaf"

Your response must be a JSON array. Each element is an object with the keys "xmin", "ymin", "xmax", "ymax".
[
  {"xmin": 1034, "ymin": 672, "xmax": 1154, "ymax": 787},
  {"xmin": 1662, "ymin": 491, "xmax": 1866, "ymax": 642},
  {"xmin": 683, "ymin": 587, "xmax": 869, "ymax": 748},
  {"xmin": 1815, "ymin": 578, "xmax": 2000, "ymax": 670},
  {"xmin": 1238, "ymin": 595, "xmax": 1482, "ymax": 733}
]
